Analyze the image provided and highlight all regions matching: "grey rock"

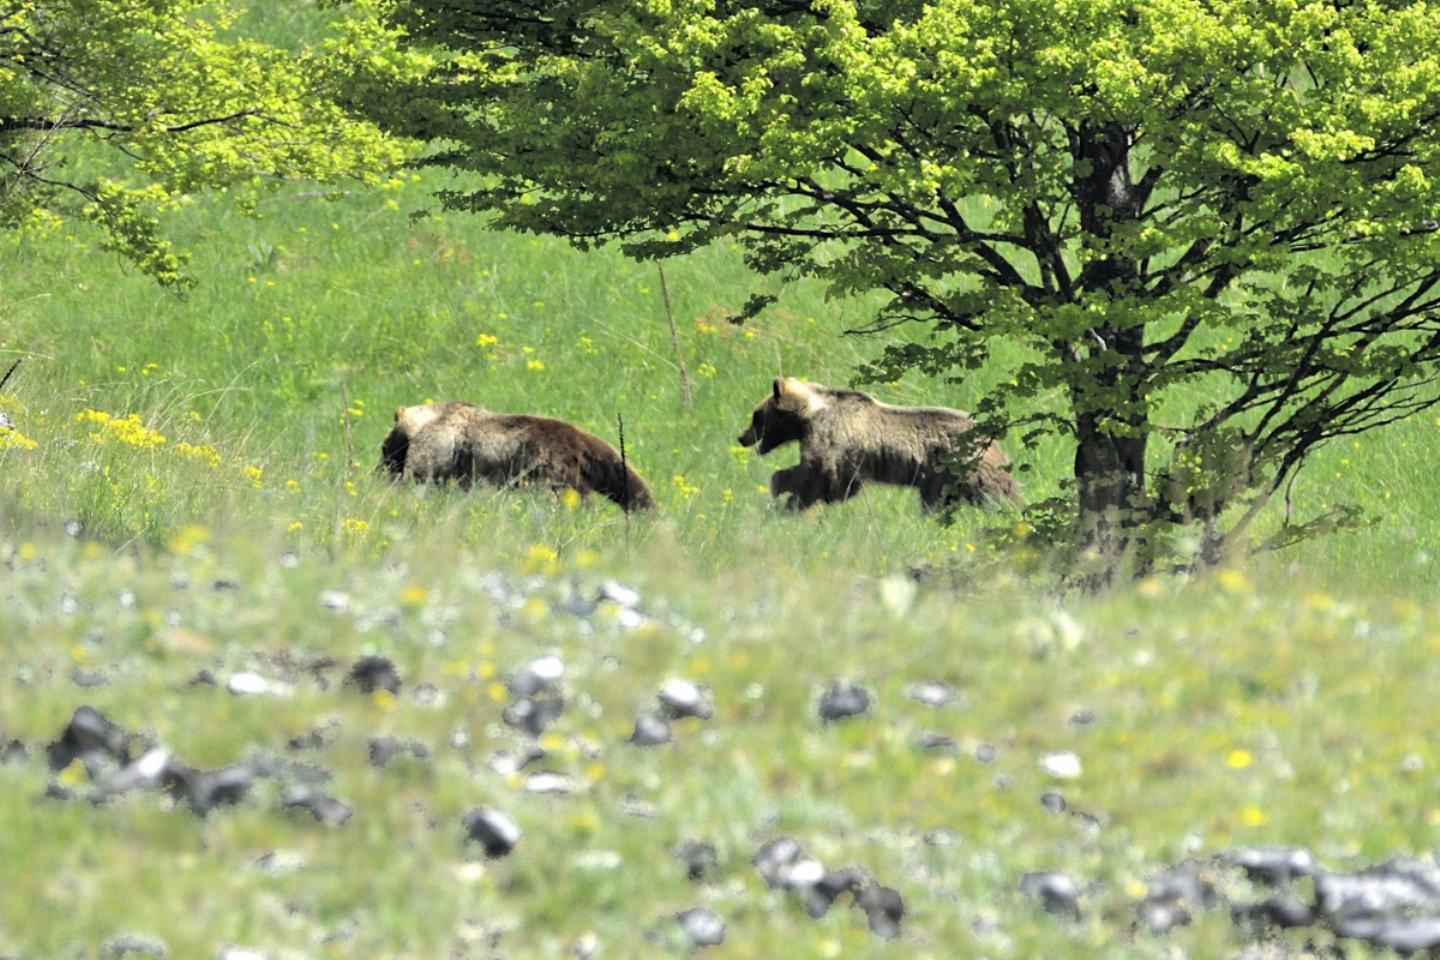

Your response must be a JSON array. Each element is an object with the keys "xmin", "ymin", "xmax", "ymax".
[
  {"xmin": 904, "ymin": 680, "xmax": 960, "ymax": 708},
  {"xmin": 523, "ymin": 771, "xmax": 585, "ymax": 795},
  {"xmin": 675, "ymin": 907, "xmax": 725, "ymax": 947},
  {"xmin": 598, "ymin": 580, "xmax": 641, "ymax": 609},
  {"xmin": 1019, "ymin": 870, "xmax": 1081, "ymax": 921},
  {"xmin": 617, "ymin": 792, "xmax": 656, "ymax": 819},
  {"xmin": 509, "ymin": 655, "xmax": 565, "ymax": 696},
  {"xmin": 1315, "ymin": 858, "xmax": 1440, "ymax": 920},
  {"xmin": 72, "ymin": 669, "xmax": 110, "ymax": 688},
  {"xmin": 487, "ymin": 745, "xmax": 546, "ymax": 776},
  {"xmin": 857, "ymin": 882, "xmax": 904, "ymax": 939},
  {"xmin": 182, "ymin": 764, "xmax": 256, "ymax": 816},
  {"xmin": 100, "ymin": 932, "xmax": 168, "ymax": 957},
  {"xmin": 368, "ymin": 736, "xmax": 430, "ymax": 768},
  {"xmin": 281, "ymin": 785, "xmax": 353, "ymax": 826},
  {"xmin": 1136, "ymin": 896, "xmax": 1190, "ymax": 934},
  {"xmin": 817, "ymin": 680, "xmax": 872, "ymax": 723},
  {"xmin": 1333, "ymin": 914, "xmax": 1440, "ymax": 952},
  {"xmin": 463, "ymin": 807, "xmax": 521, "ymax": 857},
  {"xmin": 1068, "ymin": 707, "xmax": 1098, "ymax": 726},
  {"xmin": 98, "ymin": 748, "xmax": 180, "ymax": 798},
  {"xmin": 675, "ymin": 839, "xmax": 718, "ymax": 881},
  {"xmin": 1233, "ymin": 892, "xmax": 1315, "ymax": 932},
  {"xmin": 1226, "ymin": 847, "xmax": 1316, "ymax": 886},
  {"xmin": 502, "ymin": 695, "xmax": 565, "ymax": 736},
  {"xmin": 1040, "ymin": 792, "xmax": 1067, "ymax": 814},
  {"xmin": 914, "ymin": 731, "xmax": 956, "ymax": 752},
  {"xmin": 63, "ymin": 518, "xmax": 84, "ymax": 539},
  {"xmin": 752, "ymin": 836, "xmax": 804, "ymax": 888},
  {"xmin": 1144, "ymin": 860, "xmax": 1216, "ymax": 912},
  {"xmin": 657, "ymin": 679, "xmax": 713, "ymax": 720},
  {"xmin": 1, "ymin": 738, "xmax": 27, "ymax": 766},
  {"xmin": 344, "ymin": 655, "xmax": 401, "ymax": 695},
  {"xmin": 805, "ymin": 866, "xmax": 866, "ymax": 918},
  {"xmin": 46, "ymin": 705, "xmax": 133, "ymax": 774},
  {"xmin": 629, "ymin": 711, "xmax": 672, "ymax": 747}
]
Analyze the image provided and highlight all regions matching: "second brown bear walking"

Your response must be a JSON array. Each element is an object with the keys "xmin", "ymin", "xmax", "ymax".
[
  {"xmin": 737, "ymin": 378, "xmax": 1020, "ymax": 511},
  {"xmin": 379, "ymin": 402, "xmax": 654, "ymax": 512}
]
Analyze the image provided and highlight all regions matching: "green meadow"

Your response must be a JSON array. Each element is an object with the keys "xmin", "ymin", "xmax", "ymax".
[{"xmin": 2, "ymin": 171, "xmax": 1440, "ymax": 958}]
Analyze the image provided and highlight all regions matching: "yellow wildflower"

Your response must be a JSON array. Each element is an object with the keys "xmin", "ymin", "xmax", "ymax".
[{"xmin": 1226, "ymin": 749, "xmax": 1254, "ymax": 770}]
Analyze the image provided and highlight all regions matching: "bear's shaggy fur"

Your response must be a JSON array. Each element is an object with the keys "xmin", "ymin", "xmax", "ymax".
[
  {"xmin": 737, "ymin": 378, "xmax": 1020, "ymax": 511},
  {"xmin": 379, "ymin": 402, "xmax": 654, "ymax": 512}
]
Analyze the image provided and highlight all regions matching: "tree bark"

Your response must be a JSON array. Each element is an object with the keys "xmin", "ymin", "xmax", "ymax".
[{"xmin": 1068, "ymin": 121, "xmax": 1151, "ymax": 586}]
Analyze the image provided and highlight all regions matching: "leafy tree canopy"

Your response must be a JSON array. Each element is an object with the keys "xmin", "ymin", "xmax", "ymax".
[
  {"xmin": 370, "ymin": 0, "xmax": 1440, "ymax": 577},
  {"xmin": 0, "ymin": 0, "xmax": 418, "ymax": 285}
]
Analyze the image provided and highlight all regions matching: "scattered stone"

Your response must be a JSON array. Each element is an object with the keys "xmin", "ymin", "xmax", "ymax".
[
  {"xmin": 817, "ymin": 680, "xmax": 872, "ymax": 723},
  {"xmin": 1040, "ymin": 792, "xmax": 1067, "ymax": 814},
  {"xmin": 63, "ymin": 518, "xmax": 84, "ymax": 539},
  {"xmin": 629, "ymin": 711, "xmax": 672, "ymax": 747},
  {"xmin": 753, "ymin": 837, "xmax": 804, "ymax": 888},
  {"xmin": 189, "ymin": 670, "xmax": 218, "ymax": 688},
  {"xmin": 1038, "ymin": 751, "xmax": 1082, "ymax": 779},
  {"xmin": 657, "ymin": 679, "xmax": 713, "ymax": 721},
  {"xmin": 100, "ymin": 932, "xmax": 168, "ymax": 957},
  {"xmin": 368, "ymin": 736, "xmax": 431, "ymax": 768},
  {"xmin": 344, "ymin": 656, "xmax": 401, "ymax": 695},
  {"xmin": 281, "ymin": 785, "xmax": 353, "ymax": 826},
  {"xmin": 598, "ymin": 580, "xmax": 641, "ymax": 609},
  {"xmin": 806, "ymin": 867, "xmax": 866, "ymax": 918},
  {"xmin": 286, "ymin": 722, "xmax": 339, "ymax": 751},
  {"xmin": 412, "ymin": 682, "xmax": 443, "ymax": 707},
  {"xmin": 914, "ymin": 731, "xmax": 956, "ymax": 752},
  {"xmin": 1233, "ymin": 892, "xmax": 1315, "ymax": 932},
  {"xmin": 1226, "ymin": 847, "xmax": 1316, "ymax": 886},
  {"xmin": 98, "ymin": 748, "xmax": 181, "ymax": 798},
  {"xmin": 904, "ymin": 680, "xmax": 960, "ymax": 708},
  {"xmin": 1020, "ymin": 871, "xmax": 1081, "ymax": 921},
  {"xmin": 509, "ymin": 655, "xmax": 565, "ymax": 696},
  {"xmin": 675, "ymin": 907, "xmax": 725, "ymax": 948},
  {"xmin": 1136, "ymin": 897, "xmax": 1191, "ymax": 934},
  {"xmin": 502, "ymin": 695, "xmax": 565, "ymax": 736},
  {"xmin": 225, "ymin": 672, "xmax": 289, "ymax": 697},
  {"xmin": 573, "ymin": 850, "xmax": 622, "ymax": 870},
  {"xmin": 182, "ymin": 764, "xmax": 256, "ymax": 816},
  {"xmin": 1, "ymin": 738, "xmax": 27, "ymax": 766},
  {"xmin": 319, "ymin": 590, "xmax": 350, "ymax": 611},
  {"xmin": 617, "ymin": 792, "xmax": 656, "ymax": 819},
  {"xmin": 1068, "ymin": 707, "xmax": 1098, "ymax": 726},
  {"xmin": 488, "ymin": 745, "xmax": 546, "ymax": 776},
  {"xmin": 857, "ymin": 882, "xmax": 905, "ymax": 939},
  {"xmin": 72, "ymin": 668, "xmax": 110, "ymax": 688},
  {"xmin": 463, "ymin": 807, "xmax": 521, "ymax": 858},
  {"xmin": 675, "ymin": 839, "xmax": 718, "ymax": 881},
  {"xmin": 215, "ymin": 948, "xmax": 268, "ymax": 960},
  {"xmin": 211, "ymin": 578, "xmax": 240, "ymax": 592},
  {"xmin": 1314, "ymin": 858, "xmax": 1440, "ymax": 920},
  {"xmin": 523, "ymin": 771, "xmax": 585, "ymax": 795},
  {"xmin": 1332, "ymin": 914, "xmax": 1440, "ymax": 953},
  {"xmin": 46, "ymin": 706, "xmax": 134, "ymax": 775},
  {"xmin": 572, "ymin": 932, "xmax": 599, "ymax": 959},
  {"xmin": 975, "ymin": 742, "xmax": 996, "ymax": 763}
]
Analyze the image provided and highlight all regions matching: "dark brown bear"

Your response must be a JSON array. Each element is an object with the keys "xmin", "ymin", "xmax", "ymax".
[
  {"xmin": 737, "ymin": 377, "xmax": 1020, "ymax": 511},
  {"xmin": 379, "ymin": 402, "xmax": 654, "ymax": 512}
]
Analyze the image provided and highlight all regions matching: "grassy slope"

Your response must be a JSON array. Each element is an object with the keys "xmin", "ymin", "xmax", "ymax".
[{"xmin": 0, "ymin": 173, "xmax": 1437, "ymax": 958}]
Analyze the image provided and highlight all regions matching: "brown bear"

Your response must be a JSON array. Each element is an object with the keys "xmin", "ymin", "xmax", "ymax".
[
  {"xmin": 379, "ymin": 402, "xmax": 654, "ymax": 512},
  {"xmin": 736, "ymin": 377, "xmax": 1020, "ymax": 511}
]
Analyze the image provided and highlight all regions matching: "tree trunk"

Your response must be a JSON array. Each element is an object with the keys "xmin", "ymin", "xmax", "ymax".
[{"xmin": 1068, "ymin": 121, "xmax": 1151, "ymax": 587}]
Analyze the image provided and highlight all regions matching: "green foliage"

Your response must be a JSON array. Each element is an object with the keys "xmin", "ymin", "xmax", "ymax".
[
  {"xmin": 367, "ymin": 0, "xmax": 1440, "ymax": 571},
  {"xmin": 0, "ymin": 0, "xmax": 412, "ymax": 284}
]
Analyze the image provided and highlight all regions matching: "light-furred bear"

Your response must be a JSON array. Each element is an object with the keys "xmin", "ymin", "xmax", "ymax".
[
  {"xmin": 379, "ymin": 402, "xmax": 654, "ymax": 512},
  {"xmin": 736, "ymin": 378, "xmax": 1020, "ymax": 511}
]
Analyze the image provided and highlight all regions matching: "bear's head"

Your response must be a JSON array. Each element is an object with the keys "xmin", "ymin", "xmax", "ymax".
[{"xmin": 737, "ymin": 378, "xmax": 821, "ymax": 454}]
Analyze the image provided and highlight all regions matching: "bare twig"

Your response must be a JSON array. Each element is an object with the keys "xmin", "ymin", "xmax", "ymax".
[
  {"xmin": 0, "ymin": 357, "xmax": 21, "ymax": 393},
  {"xmin": 656, "ymin": 261, "xmax": 692, "ymax": 409}
]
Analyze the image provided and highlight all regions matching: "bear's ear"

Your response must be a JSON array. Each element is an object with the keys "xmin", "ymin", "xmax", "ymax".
[
  {"xmin": 772, "ymin": 377, "xmax": 785, "ymax": 400},
  {"xmin": 395, "ymin": 406, "xmax": 405, "ymax": 422}
]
